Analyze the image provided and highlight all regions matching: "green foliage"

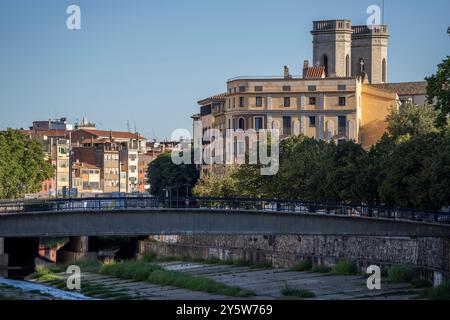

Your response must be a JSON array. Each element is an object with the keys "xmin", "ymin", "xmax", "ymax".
[
  {"xmin": 100, "ymin": 260, "xmax": 254, "ymax": 297},
  {"xmin": 330, "ymin": 261, "xmax": 358, "ymax": 276},
  {"xmin": 281, "ymin": 285, "xmax": 315, "ymax": 299},
  {"xmin": 289, "ymin": 261, "xmax": 312, "ymax": 272},
  {"xmin": 147, "ymin": 151, "xmax": 199, "ymax": 196},
  {"xmin": 411, "ymin": 279, "xmax": 433, "ymax": 289},
  {"xmin": 193, "ymin": 166, "xmax": 239, "ymax": 197},
  {"xmin": 422, "ymin": 282, "xmax": 450, "ymax": 300},
  {"xmin": 426, "ymin": 56, "xmax": 450, "ymax": 129},
  {"xmin": 0, "ymin": 129, "xmax": 53, "ymax": 199},
  {"xmin": 387, "ymin": 265, "xmax": 413, "ymax": 283},
  {"xmin": 386, "ymin": 104, "xmax": 438, "ymax": 138}
]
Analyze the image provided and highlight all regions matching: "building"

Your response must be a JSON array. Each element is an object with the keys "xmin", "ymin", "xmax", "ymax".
[
  {"xmin": 195, "ymin": 19, "xmax": 404, "ymax": 174},
  {"xmin": 371, "ymin": 81, "xmax": 428, "ymax": 106},
  {"xmin": 30, "ymin": 118, "xmax": 73, "ymax": 132},
  {"xmin": 72, "ymin": 161, "xmax": 102, "ymax": 195},
  {"xmin": 137, "ymin": 153, "xmax": 155, "ymax": 193}
]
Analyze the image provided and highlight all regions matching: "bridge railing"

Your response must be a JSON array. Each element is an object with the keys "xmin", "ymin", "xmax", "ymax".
[{"xmin": 0, "ymin": 196, "xmax": 449, "ymax": 226}]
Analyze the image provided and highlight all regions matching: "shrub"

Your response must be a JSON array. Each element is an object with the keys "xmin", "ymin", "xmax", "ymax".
[
  {"xmin": 425, "ymin": 282, "xmax": 450, "ymax": 300},
  {"xmin": 387, "ymin": 265, "xmax": 413, "ymax": 283},
  {"xmin": 312, "ymin": 265, "xmax": 332, "ymax": 274},
  {"xmin": 281, "ymin": 285, "xmax": 315, "ymax": 299},
  {"xmin": 331, "ymin": 261, "xmax": 358, "ymax": 276}
]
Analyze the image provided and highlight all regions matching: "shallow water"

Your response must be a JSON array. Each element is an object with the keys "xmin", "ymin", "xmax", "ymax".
[{"xmin": 0, "ymin": 277, "xmax": 94, "ymax": 300}]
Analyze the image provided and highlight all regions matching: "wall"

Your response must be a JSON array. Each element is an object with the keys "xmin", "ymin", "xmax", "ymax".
[{"xmin": 140, "ymin": 234, "xmax": 450, "ymax": 282}]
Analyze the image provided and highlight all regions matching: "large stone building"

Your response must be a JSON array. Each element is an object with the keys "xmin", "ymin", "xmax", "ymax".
[{"xmin": 194, "ymin": 19, "xmax": 429, "ymax": 175}]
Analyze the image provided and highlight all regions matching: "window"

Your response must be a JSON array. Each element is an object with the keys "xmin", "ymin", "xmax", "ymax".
[
  {"xmin": 339, "ymin": 97, "xmax": 346, "ymax": 106},
  {"xmin": 338, "ymin": 116, "xmax": 347, "ymax": 135},
  {"xmin": 382, "ymin": 58, "xmax": 387, "ymax": 83},
  {"xmin": 254, "ymin": 117, "xmax": 263, "ymax": 130},
  {"xmin": 346, "ymin": 54, "xmax": 350, "ymax": 77},
  {"xmin": 282, "ymin": 85, "xmax": 291, "ymax": 92},
  {"xmin": 239, "ymin": 97, "xmax": 245, "ymax": 107},
  {"xmin": 283, "ymin": 116, "xmax": 292, "ymax": 135},
  {"xmin": 238, "ymin": 118, "xmax": 245, "ymax": 130},
  {"xmin": 309, "ymin": 116, "xmax": 316, "ymax": 127},
  {"xmin": 308, "ymin": 85, "xmax": 317, "ymax": 92},
  {"xmin": 309, "ymin": 97, "xmax": 316, "ymax": 105},
  {"xmin": 338, "ymin": 84, "xmax": 347, "ymax": 91},
  {"xmin": 239, "ymin": 86, "xmax": 246, "ymax": 93},
  {"xmin": 255, "ymin": 97, "xmax": 263, "ymax": 107},
  {"xmin": 323, "ymin": 55, "xmax": 328, "ymax": 76},
  {"xmin": 284, "ymin": 97, "xmax": 291, "ymax": 107},
  {"xmin": 254, "ymin": 86, "xmax": 263, "ymax": 92}
]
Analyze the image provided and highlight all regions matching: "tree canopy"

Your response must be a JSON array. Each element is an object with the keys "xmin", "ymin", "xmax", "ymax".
[
  {"xmin": 426, "ymin": 56, "xmax": 450, "ymax": 128},
  {"xmin": 147, "ymin": 151, "xmax": 199, "ymax": 197},
  {"xmin": 0, "ymin": 129, "xmax": 53, "ymax": 199}
]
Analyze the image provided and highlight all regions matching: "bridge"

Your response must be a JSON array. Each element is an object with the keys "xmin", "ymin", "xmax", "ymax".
[{"xmin": 0, "ymin": 197, "xmax": 449, "ymax": 280}]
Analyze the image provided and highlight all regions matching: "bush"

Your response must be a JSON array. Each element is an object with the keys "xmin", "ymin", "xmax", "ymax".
[
  {"xmin": 281, "ymin": 285, "xmax": 315, "ymax": 299},
  {"xmin": 331, "ymin": 261, "xmax": 358, "ymax": 276},
  {"xmin": 424, "ymin": 282, "xmax": 450, "ymax": 300},
  {"xmin": 387, "ymin": 265, "xmax": 413, "ymax": 283},
  {"xmin": 290, "ymin": 261, "xmax": 312, "ymax": 272},
  {"xmin": 411, "ymin": 279, "xmax": 433, "ymax": 289}
]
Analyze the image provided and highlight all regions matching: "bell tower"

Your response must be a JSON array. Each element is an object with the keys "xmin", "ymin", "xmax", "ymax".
[
  {"xmin": 351, "ymin": 25, "xmax": 389, "ymax": 84},
  {"xmin": 311, "ymin": 20, "xmax": 353, "ymax": 77}
]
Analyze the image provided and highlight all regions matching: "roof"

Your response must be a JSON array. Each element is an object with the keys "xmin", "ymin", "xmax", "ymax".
[
  {"xmin": 21, "ymin": 130, "xmax": 69, "ymax": 138},
  {"xmin": 76, "ymin": 129, "xmax": 146, "ymax": 140},
  {"xmin": 370, "ymin": 82, "xmax": 427, "ymax": 96},
  {"xmin": 304, "ymin": 66, "xmax": 326, "ymax": 79},
  {"xmin": 197, "ymin": 92, "xmax": 227, "ymax": 105}
]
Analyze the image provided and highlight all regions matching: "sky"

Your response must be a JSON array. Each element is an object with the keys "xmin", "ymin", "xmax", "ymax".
[{"xmin": 0, "ymin": 0, "xmax": 449, "ymax": 140}]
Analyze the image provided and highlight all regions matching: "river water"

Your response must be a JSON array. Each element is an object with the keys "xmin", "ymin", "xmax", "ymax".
[{"xmin": 0, "ymin": 277, "xmax": 94, "ymax": 300}]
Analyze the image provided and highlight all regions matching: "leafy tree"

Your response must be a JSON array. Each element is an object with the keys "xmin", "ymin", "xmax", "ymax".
[
  {"xmin": 0, "ymin": 129, "xmax": 53, "ymax": 199},
  {"xmin": 379, "ymin": 132, "xmax": 450, "ymax": 210},
  {"xmin": 426, "ymin": 56, "xmax": 450, "ymax": 128},
  {"xmin": 147, "ymin": 151, "xmax": 199, "ymax": 197},
  {"xmin": 386, "ymin": 103, "xmax": 438, "ymax": 138},
  {"xmin": 193, "ymin": 166, "xmax": 239, "ymax": 198}
]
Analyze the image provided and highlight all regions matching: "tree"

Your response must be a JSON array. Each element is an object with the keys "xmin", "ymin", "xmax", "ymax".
[
  {"xmin": 193, "ymin": 166, "xmax": 239, "ymax": 198},
  {"xmin": 386, "ymin": 103, "xmax": 438, "ymax": 138},
  {"xmin": 426, "ymin": 56, "xmax": 450, "ymax": 128},
  {"xmin": 0, "ymin": 129, "xmax": 53, "ymax": 199},
  {"xmin": 147, "ymin": 151, "xmax": 199, "ymax": 197},
  {"xmin": 378, "ymin": 132, "xmax": 450, "ymax": 210}
]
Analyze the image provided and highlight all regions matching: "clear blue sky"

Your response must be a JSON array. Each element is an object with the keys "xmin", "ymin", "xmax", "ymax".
[{"xmin": 1, "ymin": 0, "xmax": 449, "ymax": 139}]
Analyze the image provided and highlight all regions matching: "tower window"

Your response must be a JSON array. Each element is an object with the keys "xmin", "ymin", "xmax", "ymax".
[
  {"xmin": 382, "ymin": 59, "xmax": 387, "ymax": 83},
  {"xmin": 323, "ymin": 55, "xmax": 329, "ymax": 76},
  {"xmin": 346, "ymin": 54, "xmax": 350, "ymax": 77}
]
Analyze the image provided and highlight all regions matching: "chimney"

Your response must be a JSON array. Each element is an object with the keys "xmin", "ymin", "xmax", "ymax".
[
  {"xmin": 283, "ymin": 66, "xmax": 291, "ymax": 79},
  {"xmin": 303, "ymin": 60, "xmax": 309, "ymax": 78}
]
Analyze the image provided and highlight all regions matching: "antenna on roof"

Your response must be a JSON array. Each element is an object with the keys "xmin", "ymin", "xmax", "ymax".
[{"xmin": 126, "ymin": 120, "xmax": 131, "ymax": 132}]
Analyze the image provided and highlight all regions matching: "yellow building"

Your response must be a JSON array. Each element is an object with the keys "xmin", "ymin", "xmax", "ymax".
[{"xmin": 72, "ymin": 162, "xmax": 102, "ymax": 195}]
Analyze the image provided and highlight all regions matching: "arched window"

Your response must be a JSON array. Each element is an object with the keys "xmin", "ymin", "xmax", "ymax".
[
  {"xmin": 382, "ymin": 58, "xmax": 387, "ymax": 83},
  {"xmin": 238, "ymin": 117, "xmax": 245, "ymax": 130},
  {"xmin": 346, "ymin": 55, "xmax": 350, "ymax": 77},
  {"xmin": 322, "ymin": 55, "xmax": 328, "ymax": 76}
]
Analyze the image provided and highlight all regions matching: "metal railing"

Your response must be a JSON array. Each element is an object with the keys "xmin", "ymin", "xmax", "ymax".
[{"xmin": 0, "ymin": 196, "xmax": 449, "ymax": 226}]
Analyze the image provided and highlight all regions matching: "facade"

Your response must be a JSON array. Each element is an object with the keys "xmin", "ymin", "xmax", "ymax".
[
  {"xmin": 72, "ymin": 162, "xmax": 102, "ymax": 195},
  {"xmin": 31, "ymin": 118, "xmax": 73, "ymax": 132},
  {"xmin": 195, "ymin": 19, "xmax": 402, "ymax": 174},
  {"xmin": 137, "ymin": 153, "xmax": 155, "ymax": 193},
  {"xmin": 371, "ymin": 81, "xmax": 428, "ymax": 106}
]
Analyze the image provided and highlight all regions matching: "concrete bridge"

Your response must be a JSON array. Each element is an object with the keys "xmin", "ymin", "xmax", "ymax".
[{"xmin": 0, "ymin": 197, "xmax": 449, "ymax": 282}]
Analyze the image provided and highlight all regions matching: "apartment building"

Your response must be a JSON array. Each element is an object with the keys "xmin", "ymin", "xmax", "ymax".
[{"xmin": 72, "ymin": 162, "xmax": 102, "ymax": 195}]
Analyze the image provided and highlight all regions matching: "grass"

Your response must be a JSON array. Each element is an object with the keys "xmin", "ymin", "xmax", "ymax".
[
  {"xmin": 281, "ymin": 284, "xmax": 315, "ymax": 300},
  {"xmin": 387, "ymin": 265, "xmax": 413, "ymax": 283},
  {"xmin": 330, "ymin": 261, "xmax": 358, "ymax": 276},
  {"xmin": 30, "ymin": 266, "xmax": 131, "ymax": 300},
  {"xmin": 312, "ymin": 265, "xmax": 332, "ymax": 274},
  {"xmin": 421, "ymin": 282, "xmax": 450, "ymax": 300},
  {"xmin": 100, "ymin": 260, "xmax": 255, "ymax": 297},
  {"xmin": 411, "ymin": 279, "xmax": 433, "ymax": 289},
  {"xmin": 290, "ymin": 261, "xmax": 312, "ymax": 272},
  {"xmin": 143, "ymin": 252, "xmax": 272, "ymax": 270}
]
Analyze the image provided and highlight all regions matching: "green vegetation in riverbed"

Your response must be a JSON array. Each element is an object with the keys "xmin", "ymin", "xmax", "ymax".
[
  {"xmin": 421, "ymin": 282, "xmax": 450, "ymax": 300},
  {"xmin": 100, "ymin": 260, "xmax": 255, "ymax": 297},
  {"xmin": 387, "ymin": 265, "xmax": 413, "ymax": 283},
  {"xmin": 280, "ymin": 284, "xmax": 315, "ymax": 300},
  {"xmin": 312, "ymin": 265, "xmax": 332, "ymax": 274},
  {"xmin": 330, "ymin": 261, "xmax": 358, "ymax": 276}
]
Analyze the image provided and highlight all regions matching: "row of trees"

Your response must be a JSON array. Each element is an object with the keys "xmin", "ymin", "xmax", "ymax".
[
  {"xmin": 0, "ymin": 129, "xmax": 53, "ymax": 199},
  {"xmin": 193, "ymin": 105, "xmax": 450, "ymax": 210}
]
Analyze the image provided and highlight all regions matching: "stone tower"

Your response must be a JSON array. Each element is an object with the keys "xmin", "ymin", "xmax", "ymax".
[
  {"xmin": 311, "ymin": 20, "xmax": 353, "ymax": 78},
  {"xmin": 351, "ymin": 25, "xmax": 389, "ymax": 84}
]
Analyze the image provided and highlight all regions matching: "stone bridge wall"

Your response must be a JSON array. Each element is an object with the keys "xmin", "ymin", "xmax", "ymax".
[{"xmin": 139, "ymin": 234, "xmax": 450, "ymax": 282}]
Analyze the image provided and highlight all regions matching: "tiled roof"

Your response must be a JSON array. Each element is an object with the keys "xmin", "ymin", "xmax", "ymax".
[
  {"xmin": 77, "ymin": 129, "xmax": 146, "ymax": 140},
  {"xmin": 304, "ymin": 66, "xmax": 326, "ymax": 79},
  {"xmin": 370, "ymin": 82, "xmax": 427, "ymax": 95},
  {"xmin": 197, "ymin": 92, "xmax": 227, "ymax": 105}
]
